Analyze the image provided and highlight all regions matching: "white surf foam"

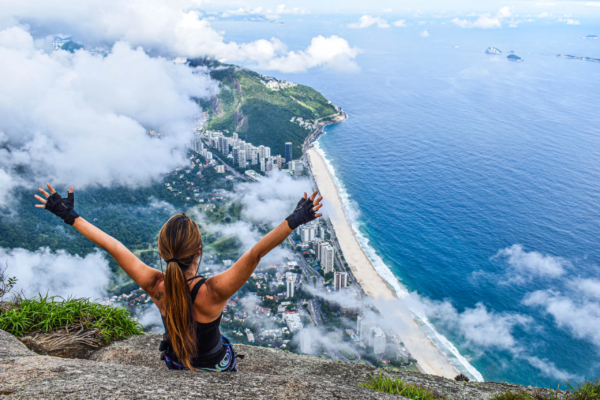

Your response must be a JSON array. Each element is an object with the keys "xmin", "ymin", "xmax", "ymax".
[{"xmin": 313, "ymin": 139, "xmax": 485, "ymax": 382}]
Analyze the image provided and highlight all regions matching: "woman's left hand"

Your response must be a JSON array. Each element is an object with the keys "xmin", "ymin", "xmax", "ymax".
[{"xmin": 286, "ymin": 190, "xmax": 323, "ymax": 230}]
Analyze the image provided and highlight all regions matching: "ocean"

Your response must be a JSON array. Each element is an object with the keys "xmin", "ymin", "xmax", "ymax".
[{"xmin": 215, "ymin": 17, "xmax": 600, "ymax": 386}]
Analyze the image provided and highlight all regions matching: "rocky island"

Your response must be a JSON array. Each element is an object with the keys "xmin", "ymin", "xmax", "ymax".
[
  {"xmin": 507, "ymin": 54, "xmax": 523, "ymax": 62},
  {"xmin": 484, "ymin": 47, "xmax": 502, "ymax": 54},
  {"xmin": 557, "ymin": 54, "xmax": 600, "ymax": 63}
]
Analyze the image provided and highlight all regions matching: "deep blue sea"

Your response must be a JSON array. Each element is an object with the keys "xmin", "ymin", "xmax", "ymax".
[{"xmin": 215, "ymin": 16, "xmax": 600, "ymax": 386}]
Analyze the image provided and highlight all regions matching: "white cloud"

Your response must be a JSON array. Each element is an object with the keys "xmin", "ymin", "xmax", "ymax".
[
  {"xmin": 420, "ymin": 30, "xmax": 430, "ymax": 37},
  {"xmin": 570, "ymin": 278, "xmax": 600, "ymax": 300},
  {"xmin": 270, "ymin": 4, "xmax": 309, "ymax": 15},
  {"xmin": 493, "ymin": 244, "xmax": 567, "ymax": 283},
  {"xmin": 382, "ymin": 8, "xmax": 392, "ymax": 13},
  {"xmin": 393, "ymin": 20, "xmax": 408, "ymax": 27},
  {"xmin": 0, "ymin": 27, "xmax": 217, "ymax": 206},
  {"xmin": 264, "ymin": 4, "xmax": 310, "ymax": 20},
  {"xmin": 0, "ymin": 247, "xmax": 110, "ymax": 300},
  {"xmin": 452, "ymin": 7, "xmax": 512, "ymax": 29},
  {"xmin": 537, "ymin": 12, "xmax": 552, "ymax": 18},
  {"xmin": 566, "ymin": 19, "xmax": 580, "ymax": 25},
  {"xmin": 522, "ymin": 355, "xmax": 579, "ymax": 381},
  {"xmin": 262, "ymin": 35, "xmax": 360, "ymax": 73},
  {"xmin": 524, "ymin": 289, "xmax": 600, "ymax": 348},
  {"xmin": 348, "ymin": 15, "xmax": 390, "ymax": 29},
  {"xmin": 235, "ymin": 170, "xmax": 314, "ymax": 227},
  {"xmin": 221, "ymin": 7, "xmax": 264, "ymax": 17},
  {"xmin": 1, "ymin": 1, "xmax": 353, "ymax": 74}
]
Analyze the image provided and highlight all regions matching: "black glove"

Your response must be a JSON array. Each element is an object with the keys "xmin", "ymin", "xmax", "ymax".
[
  {"xmin": 286, "ymin": 196, "xmax": 316, "ymax": 230},
  {"xmin": 45, "ymin": 191, "xmax": 80, "ymax": 225}
]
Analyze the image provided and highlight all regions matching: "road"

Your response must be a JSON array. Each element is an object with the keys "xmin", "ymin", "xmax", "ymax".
[
  {"xmin": 287, "ymin": 238, "xmax": 324, "ymax": 287},
  {"xmin": 301, "ymin": 112, "xmax": 345, "ymax": 155}
]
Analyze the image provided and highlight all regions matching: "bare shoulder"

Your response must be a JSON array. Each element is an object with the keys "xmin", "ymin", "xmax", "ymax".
[{"xmin": 194, "ymin": 278, "xmax": 227, "ymax": 322}]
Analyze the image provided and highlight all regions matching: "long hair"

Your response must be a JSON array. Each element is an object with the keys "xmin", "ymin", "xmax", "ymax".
[{"xmin": 158, "ymin": 213, "xmax": 203, "ymax": 370}]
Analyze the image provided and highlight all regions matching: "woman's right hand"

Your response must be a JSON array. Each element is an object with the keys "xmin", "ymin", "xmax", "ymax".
[
  {"xmin": 34, "ymin": 184, "xmax": 80, "ymax": 225},
  {"xmin": 286, "ymin": 190, "xmax": 323, "ymax": 230}
]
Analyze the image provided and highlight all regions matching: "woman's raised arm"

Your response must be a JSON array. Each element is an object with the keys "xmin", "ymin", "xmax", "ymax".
[
  {"xmin": 206, "ymin": 190, "xmax": 323, "ymax": 303},
  {"xmin": 34, "ymin": 184, "xmax": 161, "ymax": 293}
]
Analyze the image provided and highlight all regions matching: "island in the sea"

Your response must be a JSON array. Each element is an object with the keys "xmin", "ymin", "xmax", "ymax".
[
  {"xmin": 557, "ymin": 54, "xmax": 600, "ymax": 63},
  {"xmin": 484, "ymin": 47, "xmax": 502, "ymax": 54},
  {"xmin": 507, "ymin": 54, "xmax": 523, "ymax": 62},
  {"xmin": 582, "ymin": 34, "xmax": 598, "ymax": 39}
]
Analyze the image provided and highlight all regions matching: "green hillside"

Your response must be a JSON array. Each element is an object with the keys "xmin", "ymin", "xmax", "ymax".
[{"xmin": 191, "ymin": 59, "xmax": 339, "ymax": 159}]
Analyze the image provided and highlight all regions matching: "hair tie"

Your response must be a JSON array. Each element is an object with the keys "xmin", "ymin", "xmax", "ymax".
[{"xmin": 166, "ymin": 258, "xmax": 181, "ymax": 266}]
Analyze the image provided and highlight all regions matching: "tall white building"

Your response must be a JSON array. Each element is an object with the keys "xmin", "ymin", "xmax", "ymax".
[
  {"xmin": 264, "ymin": 146, "xmax": 271, "ymax": 159},
  {"xmin": 260, "ymin": 157, "xmax": 266, "ymax": 172},
  {"xmin": 233, "ymin": 132, "xmax": 238, "ymax": 140},
  {"xmin": 206, "ymin": 151, "xmax": 213, "ymax": 160},
  {"xmin": 238, "ymin": 150, "xmax": 246, "ymax": 168},
  {"xmin": 286, "ymin": 274, "xmax": 295, "ymax": 298},
  {"xmin": 320, "ymin": 244, "xmax": 335, "ymax": 274},
  {"xmin": 357, "ymin": 316, "xmax": 364, "ymax": 340},
  {"xmin": 334, "ymin": 272, "xmax": 348, "ymax": 291},
  {"xmin": 191, "ymin": 139, "xmax": 203, "ymax": 153},
  {"xmin": 370, "ymin": 327, "xmax": 386, "ymax": 355},
  {"xmin": 250, "ymin": 149, "xmax": 258, "ymax": 165},
  {"xmin": 299, "ymin": 330, "xmax": 311, "ymax": 354},
  {"xmin": 320, "ymin": 226, "xmax": 326, "ymax": 239},
  {"xmin": 300, "ymin": 226, "xmax": 316, "ymax": 243}
]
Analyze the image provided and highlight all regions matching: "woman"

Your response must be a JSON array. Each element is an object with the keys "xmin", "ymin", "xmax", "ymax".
[{"xmin": 34, "ymin": 183, "xmax": 323, "ymax": 371}]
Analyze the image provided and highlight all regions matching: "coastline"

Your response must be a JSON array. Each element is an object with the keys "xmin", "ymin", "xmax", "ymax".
[{"xmin": 306, "ymin": 144, "xmax": 461, "ymax": 380}]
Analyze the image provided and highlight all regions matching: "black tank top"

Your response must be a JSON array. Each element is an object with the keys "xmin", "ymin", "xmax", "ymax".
[{"xmin": 161, "ymin": 276, "xmax": 226, "ymax": 368}]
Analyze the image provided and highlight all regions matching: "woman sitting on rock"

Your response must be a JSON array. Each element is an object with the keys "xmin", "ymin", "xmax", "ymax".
[{"xmin": 35, "ymin": 184, "xmax": 323, "ymax": 372}]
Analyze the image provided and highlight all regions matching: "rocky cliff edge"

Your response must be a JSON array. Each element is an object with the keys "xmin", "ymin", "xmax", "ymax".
[{"xmin": 0, "ymin": 330, "xmax": 558, "ymax": 399}]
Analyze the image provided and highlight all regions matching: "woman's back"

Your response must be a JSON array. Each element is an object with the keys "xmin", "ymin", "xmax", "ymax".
[{"xmin": 159, "ymin": 276, "xmax": 230, "ymax": 369}]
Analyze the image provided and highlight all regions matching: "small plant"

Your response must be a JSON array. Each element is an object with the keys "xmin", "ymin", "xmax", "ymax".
[
  {"xmin": 491, "ymin": 380, "xmax": 600, "ymax": 400},
  {"xmin": 0, "ymin": 262, "xmax": 18, "ymax": 303},
  {"xmin": 0, "ymin": 294, "xmax": 143, "ymax": 343},
  {"xmin": 359, "ymin": 373, "xmax": 447, "ymax": 400},
  {"xmin": 454, "ymin": 373, "xmax": 470, "ymax": 382}
]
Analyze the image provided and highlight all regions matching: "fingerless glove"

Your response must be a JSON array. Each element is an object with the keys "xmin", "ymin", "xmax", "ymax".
[
  {"xmin": 286, "ymin": 197, "xmax": 316, "ymax": 230},
  {"xmin": 45, "ymin": 192, "xmax": 80, "ymax": 225}
]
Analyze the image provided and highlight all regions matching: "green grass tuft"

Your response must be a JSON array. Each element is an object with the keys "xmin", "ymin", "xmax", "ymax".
[
  {"xmin": 359, "ymin": 373, "xmax": 447, "ymax": 400},
  {"xmin": 491, "ymin": 380, "xmax": 600, "ymax": 400},
  {"xmin": 0, "ymin": 294, "xmax": 143, "ymax": 343}
]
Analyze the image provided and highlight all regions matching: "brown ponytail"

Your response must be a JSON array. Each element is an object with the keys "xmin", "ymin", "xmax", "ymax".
[{"xmin": 158, "ymin": 213, "xmax": 203, "ymax": 370}]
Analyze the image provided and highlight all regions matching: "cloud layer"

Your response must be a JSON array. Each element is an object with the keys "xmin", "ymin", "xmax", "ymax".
[
  {"xmin": 0, "ymin": 247, "xmax": 110, "ymax": 300},
  {"xmin": 0, "ymin": 26, "xmax": 217, "ymax": 206},
  {"xmin": 2, "ymin": 0, "xmax": 358, "ymax": 73},
  {"xmin": 493, "ymin": 244, "xmax": 568, "ymax": 283},
  {"xmin": 452, "ymin": 7, "xmax": 512, "ymax": 29}
]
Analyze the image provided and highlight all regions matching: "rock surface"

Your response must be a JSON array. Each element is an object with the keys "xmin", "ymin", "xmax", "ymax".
[{"xmin": 1, "ymin": 331, "xmax": 562, "ymax": 399}]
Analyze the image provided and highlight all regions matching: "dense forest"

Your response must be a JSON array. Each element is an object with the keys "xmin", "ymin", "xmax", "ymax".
[{"xmin": 192, "ymin": 59, "xmax": 339, "ymax": 159}]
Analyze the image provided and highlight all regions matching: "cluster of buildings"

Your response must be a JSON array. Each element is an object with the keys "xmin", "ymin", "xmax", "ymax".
[
  {"xmin": 355, "ymin": 316, "xmax": 411, "ymax": 362},
  {"xmin": 298, "ymin": 221, "xmax": 348, "ymax": 291},
  {"xmin": 101, "ymin": 290, "xmax": 151, "ymax": 311},
  {"xmin": 259, "ymin": 74, "xmax": 298, "ymax": 91},
  {"xmin": 290, "ymin": 116, "xmax": 316, "ymax": 131},
  {"xmin": 200, "ymin": 131, "xmax": 304, "ymax": 175}
]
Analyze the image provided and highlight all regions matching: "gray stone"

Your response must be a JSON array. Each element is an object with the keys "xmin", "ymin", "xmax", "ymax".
[
  {"xmin": 1, "ymin": 331, "xmax": 566, "ymax": 399},
  {"xmin": 0, "ymin": 329, "xmax": 34, "ymax": 358}
]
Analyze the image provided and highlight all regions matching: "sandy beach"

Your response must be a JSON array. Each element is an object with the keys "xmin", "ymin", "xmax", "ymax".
[{"xmin": 307, "ymin": 147, "xmax": 459, "ymax": 379}]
